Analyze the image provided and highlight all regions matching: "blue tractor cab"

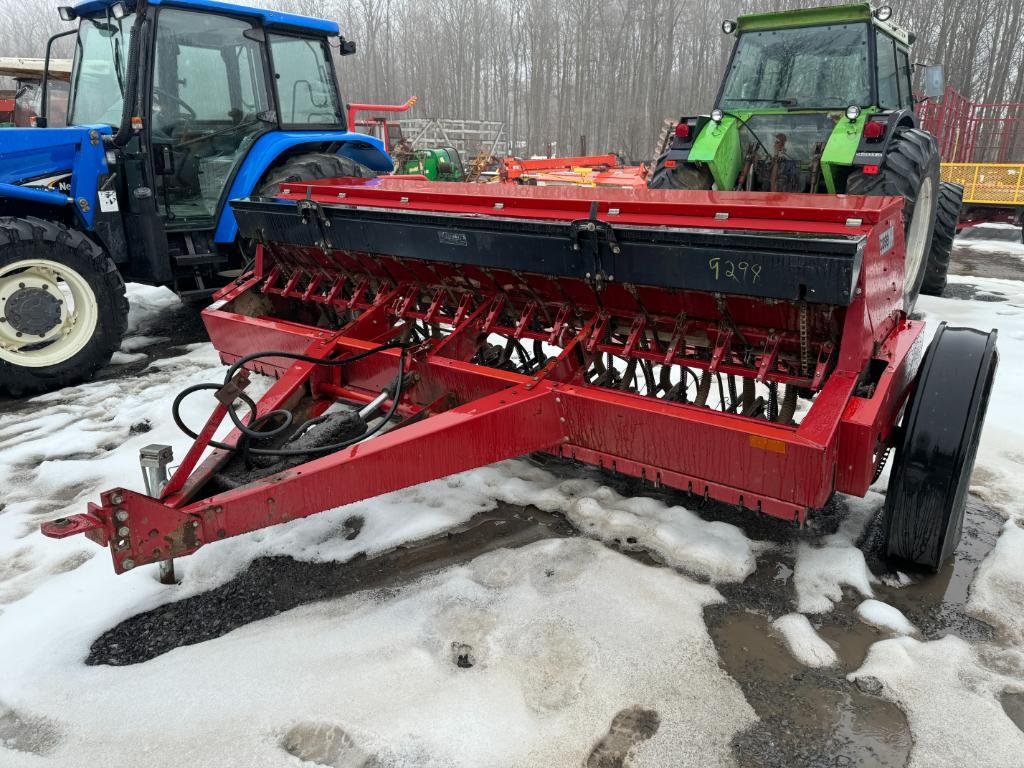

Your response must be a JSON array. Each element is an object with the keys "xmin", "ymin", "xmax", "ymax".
[{"xmin": 0, "ymin": 0, "xmax": 391, "ymax": 394}]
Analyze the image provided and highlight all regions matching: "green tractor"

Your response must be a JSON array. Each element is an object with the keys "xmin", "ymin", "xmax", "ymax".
[
  {"xmin": 401, "ymin": 147, "xmax": 466, "ymax": 182},
  {"xmin": 651, "ymin": 3, "xmax": 955, "ymax": 304}
]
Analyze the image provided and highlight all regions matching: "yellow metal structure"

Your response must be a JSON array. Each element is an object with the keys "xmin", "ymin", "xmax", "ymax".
[{"xmin": 940, "ymin": 163, "xmax": 1024, "ymax": 205}]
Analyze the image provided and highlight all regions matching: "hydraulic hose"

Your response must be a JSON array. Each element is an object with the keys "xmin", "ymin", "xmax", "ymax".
[{"xmin": 172, "ymin": 340, "xmax": 413, "ymax": 458}]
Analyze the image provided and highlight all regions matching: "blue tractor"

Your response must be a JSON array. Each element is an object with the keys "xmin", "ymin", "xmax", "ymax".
[{"xmin": 0, "ymin": 0, "xmax": 392, "ymax": 395}]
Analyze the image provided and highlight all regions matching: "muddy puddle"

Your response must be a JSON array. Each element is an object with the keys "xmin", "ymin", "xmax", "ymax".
[
  {"xmin": 710, "ymin": 606, "xmax": 911, "ymax": 767},
  {"xmin": 950, "ymin": 241, "xmax": 1023, "ymax": 283}
]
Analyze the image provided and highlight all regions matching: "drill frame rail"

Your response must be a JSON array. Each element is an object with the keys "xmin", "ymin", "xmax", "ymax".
[{"xmin": 43, "ymin": 179, "xmax": 924, "ymax": 575}]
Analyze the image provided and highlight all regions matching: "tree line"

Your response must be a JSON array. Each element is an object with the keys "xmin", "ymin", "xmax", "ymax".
[{"xmin": 4, "ymin": 0, "xmax": 1022, "ymax": 159}]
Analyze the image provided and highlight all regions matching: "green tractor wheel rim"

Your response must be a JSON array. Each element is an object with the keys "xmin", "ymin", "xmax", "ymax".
[
  {"xmin": 0, "ymin": 259, "xmax": 100, "ymax": 368},
  {"xmin": 904, "ymin": 177, "xmax": 934, "ymax": 296}
]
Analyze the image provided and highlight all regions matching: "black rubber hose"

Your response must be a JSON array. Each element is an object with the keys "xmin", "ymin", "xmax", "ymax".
[
  {"xmin": 172, "ymin": 340, "xmax": 413, "ymax": 457},
  {"xmin": 230, "ymin": 347, "xmax": 409, "ymax": 458}
]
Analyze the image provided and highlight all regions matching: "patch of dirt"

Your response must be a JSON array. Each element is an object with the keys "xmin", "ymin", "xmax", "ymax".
[{"xmin": 86, "ymin": 505, "xmax": 574, "ymax": 666}]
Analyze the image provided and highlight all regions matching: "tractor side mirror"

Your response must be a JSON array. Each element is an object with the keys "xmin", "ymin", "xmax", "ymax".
[
  {"xmin": 339, "ymin": 37, "xmax": 357, "ymax": 56},
  {"xmin": 922, "ymin": 64, "xmax": 944, "ymax": 98}
]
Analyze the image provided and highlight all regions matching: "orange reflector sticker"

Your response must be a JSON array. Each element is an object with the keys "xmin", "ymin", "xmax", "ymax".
[
  {"xmin": 665, "ymin": 160, "xmax": 677, "ymax": 168},
  {"xmin": 749, "ymin": 435, "xmax": 787, "ymax": 454}
]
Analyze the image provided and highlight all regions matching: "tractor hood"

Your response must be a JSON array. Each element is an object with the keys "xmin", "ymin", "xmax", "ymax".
[{"xmin": 0, "ymin": 125, "xmax": 111, "ymax": 226}]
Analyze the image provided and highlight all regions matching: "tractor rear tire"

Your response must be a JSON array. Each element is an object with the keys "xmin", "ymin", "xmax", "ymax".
[
  {"xmin": 882, "ymin": 323, "xmax": 998, "ymax": 571},
  {"xmin": 257, "ymin": 152, "xmax": 377, "ymax": 197},
  {"xmin": 0, "ymin": 217, "xmax": 127, "ymax": 397},
  {"xmin": 920, "ymin": 182, "xmax": 964, "ymax": 297},
  {"xmin": 648, "ymin": 153, "xmax": 713, "ymax": 190},
  {"xmin": 847, "ymin": 127, "xmax": 940, "ymax": 312}
]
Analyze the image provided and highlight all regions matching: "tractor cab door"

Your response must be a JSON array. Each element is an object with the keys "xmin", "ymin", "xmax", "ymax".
[{"xmin": 150, "ymin": 8, "xmax": 273, "ymax": 229}]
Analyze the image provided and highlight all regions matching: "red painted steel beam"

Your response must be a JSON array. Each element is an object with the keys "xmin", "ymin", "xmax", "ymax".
[
  {"xmin": 55, "ymin": 383, "xmax": 564, "ymax": 574},
  {"xmin": 277, "ymin": 176, "xmax": 902, "ymax": 235}
]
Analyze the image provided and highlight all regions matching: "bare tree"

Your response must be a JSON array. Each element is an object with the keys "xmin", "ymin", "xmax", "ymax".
[{"xmin": 6, "ymin": 0, "xmax": 1021, "ymax": 159}]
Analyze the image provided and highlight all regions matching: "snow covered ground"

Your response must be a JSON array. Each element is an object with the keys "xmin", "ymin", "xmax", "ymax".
[{"xmin": 2, "ymin": 236, "xmax": 1024, "ymax": 766}]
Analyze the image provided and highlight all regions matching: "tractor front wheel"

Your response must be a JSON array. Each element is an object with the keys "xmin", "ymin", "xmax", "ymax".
[
  {"xmin": 920, "ymin": 182, "xmax": 964, "ymax": 297},
  {"xmin": 847, "ymin": 127, "xmax": 940, "ymax": 312},
  {"xmin": 648, "ymin": 153, "xmax": 713, "ymax": 190},
  {"xmin": 882, "ymin": 323, "xmax": 998, "ymax": 570},
  {"xmin": 0, "ymin": 217, "xmax": 127, "ymax": 396}
]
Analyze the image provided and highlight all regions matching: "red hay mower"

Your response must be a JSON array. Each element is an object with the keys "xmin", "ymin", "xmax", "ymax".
[{"xmin": 42, "ymin": 178, "xmax": 997, "ymax": 577}]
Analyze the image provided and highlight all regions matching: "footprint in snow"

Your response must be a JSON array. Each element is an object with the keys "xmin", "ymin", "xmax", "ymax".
[
  {"xmin": 585, "ymin": 706, "xmax": 661, "ymax": 768},
  {"xmin": 0, "ymin": 702, "xmax": 63, "ymax": 756},
  {"xmin": 280, "ymin": 722, "xmax": 378, "ymax": 768}
]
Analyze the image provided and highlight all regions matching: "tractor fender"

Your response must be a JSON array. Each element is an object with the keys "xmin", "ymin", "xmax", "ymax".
[
  {"xmin": 687, "ymin": 117, "xmax": 742, "ymax": 190},
  {"xmin": 852, "ymin": 107, "xmax": 918, "ymax": 167},
  {"xmin": 0, "ymin": 125, "xmax": 111, "ymax": 229},
  {"xmin": 214, "ymin": 131, "xmax": 393, "ymax": 244}
]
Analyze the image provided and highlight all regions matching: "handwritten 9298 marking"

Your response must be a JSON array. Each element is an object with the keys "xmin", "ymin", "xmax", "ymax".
[{"xmin": 709, "ymin": 256, "xmax": 762, "ymax": 284}]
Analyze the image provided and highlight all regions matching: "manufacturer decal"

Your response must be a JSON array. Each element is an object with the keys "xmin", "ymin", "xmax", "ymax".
[
  {"xmin": 438, "ymin": 230, "xmax": 468, "ymax": 247},
  {"xmin": 98, "ymin": 190, "xmax": 119, "ymax": 213},
  {"xmin": 879, "ymin": 224, "xmax": 894, "ymax": 255}
]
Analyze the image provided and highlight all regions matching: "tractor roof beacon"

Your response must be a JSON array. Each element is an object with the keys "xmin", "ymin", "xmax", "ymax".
[
  {"xmin": 0, "ymin": 0, "xmax": 392, "ymax": 396},
  {"xmin": 651, "ymin": 2, "xmax": 950, "ymax": 309}
]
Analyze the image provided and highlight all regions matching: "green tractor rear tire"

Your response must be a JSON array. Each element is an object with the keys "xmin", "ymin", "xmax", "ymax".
[
  {"xmin": 847, "ymin": 127, "xmax": 940, "ymax": 312},
  {"xmin": 0, "ymin": 217, "xmax": 128, "ymax": 397},
  {"xmin": 258, "ymin": 152, "xmax": 377, "ymax": 197},
  {"xmin": 920, "ymin": 182, "xmax": 964, "ymax": 297},
  {"xmin": 648, "ymin": 153, "xmax": 714, "ymax": 190}
]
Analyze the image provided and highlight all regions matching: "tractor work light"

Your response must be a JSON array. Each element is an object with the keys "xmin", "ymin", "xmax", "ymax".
[
  {"xmin": 674, "ymin": 122, "xmax": 690, "ymax": 139},
  {"xmin": 711, "ymin": 109, "xmax": 724, "ymax": 124},
  {"xmin": 57, "ymin": 6, "xmax": 76, "ymax": 20},
  {"xmin": 845, "ymin": 105, "xmax": 861, "ymax": 122},
  {"xmin": 874, "ymin": 6, "xmax": 893, "ymax": 21},
  {"xmin": 721, "ymin": 20, "xmax": 737, "ymax": 34},
  {"xmin": 110, "ymin": 2, "xmax": 127, "ymax": 19}
]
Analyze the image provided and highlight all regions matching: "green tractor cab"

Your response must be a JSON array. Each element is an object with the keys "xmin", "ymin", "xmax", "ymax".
[
  {"xmin": 652, "ymin": 3, "xmax": 952, "ymax": 307},
  {"xmin": 401, "ymin": 147, "xmax": 466, "ymax": 182}
]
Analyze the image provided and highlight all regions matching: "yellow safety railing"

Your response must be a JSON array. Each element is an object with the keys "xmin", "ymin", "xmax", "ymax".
[{"xmin": 940, "ymin": 163, "xmax": 1024, "ymax": 205}]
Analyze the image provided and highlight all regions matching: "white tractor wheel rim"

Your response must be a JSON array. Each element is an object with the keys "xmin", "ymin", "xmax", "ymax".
[
  {"xmin": 904, "ymin": 177, "xmax": 934, "ymax": 296},
  {"xmin": 0, "ymin": 259, "xmax": 100, "ymax": 368}
]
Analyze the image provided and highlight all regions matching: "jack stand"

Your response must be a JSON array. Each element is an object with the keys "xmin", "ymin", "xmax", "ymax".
[{"xmin": 140, "ymin": 444, "xmax": 175, "ymax": 584}]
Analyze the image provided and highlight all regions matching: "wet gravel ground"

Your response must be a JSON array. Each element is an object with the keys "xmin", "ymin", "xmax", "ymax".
[{"xmin": 37, "ymin": 236, "xmax": 1024, "ymax": 766}]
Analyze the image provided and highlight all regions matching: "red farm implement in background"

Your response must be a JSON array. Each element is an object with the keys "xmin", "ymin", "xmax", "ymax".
[
  {"xmin": 498, "ymin": 154, "xmax": 649, "ymax": 189},
  {"xmin": 919, "ymin": 86, "xmax": 1024, "ymax": 233},
  {"xmin": 42, "ymin": 178, "xmax": 997, "ymax": 579},
  {"xmin": 348, "ymin": 96, "xmax": 418, "ymax": 154}
]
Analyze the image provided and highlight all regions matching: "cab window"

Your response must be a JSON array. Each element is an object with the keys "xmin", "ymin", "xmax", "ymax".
[
  {"xmin": 269, "ymin": 34, "xmax": 341, "ymax": 126},
  {"xmin": 151, "ymin": 8, "xmax": 272, "ymax": 223},
  {"xmin": 875, "ymin": 30, "xmax": 900, "ymax": 108},
  {"xmin": 896, "ymin": 47, "xmax": 914, "ymax": 108}
]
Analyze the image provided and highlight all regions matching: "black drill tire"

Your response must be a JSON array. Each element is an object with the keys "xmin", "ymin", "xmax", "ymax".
[
  {"xmin": 0, "ymin": 217, "xmax": 127, "ymax": 397},
  {"xmin": 648, "ymin": 152, "xmax": 714, "ymax": 190},
  {"xmin": 920, "ymin": 182, "xmax": 963, "ymax": 297},
  {"xmin": 882, "ymin": 324, "xmax": 997, "ymax": 570},
  {"xmin": 257, "ymin": 152, "xmax": 377, "ymax": 197},
  {"xmin": 847, "ymin": 127, "xmax": 940, "ymax": 312}
]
